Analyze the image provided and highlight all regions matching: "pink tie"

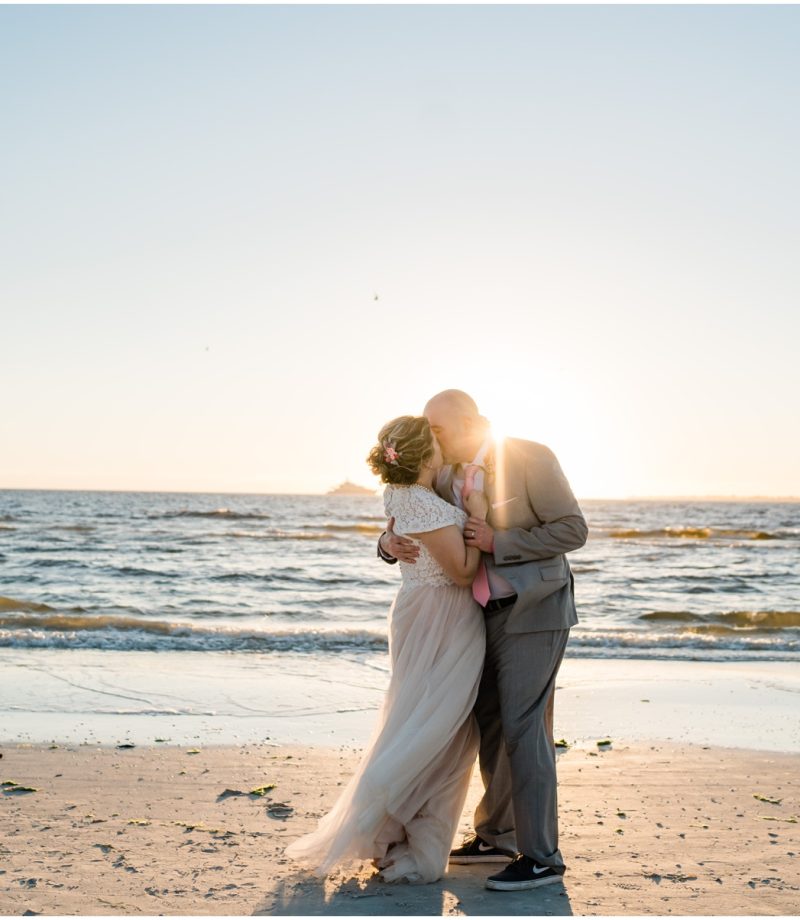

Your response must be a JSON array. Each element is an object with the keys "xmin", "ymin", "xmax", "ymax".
[
  {"xmin": 462, "ymin": 465, "xmax": 491, "ymax": 607},
  {"xmin": 472, "ymin": 559, "xmax": 491, "ymax": 607}
]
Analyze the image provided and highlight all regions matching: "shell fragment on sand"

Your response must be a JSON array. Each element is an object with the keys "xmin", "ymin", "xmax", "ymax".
[{"xmin": 266, "ymin": 803, "xmax": 294, "ymax": 819}]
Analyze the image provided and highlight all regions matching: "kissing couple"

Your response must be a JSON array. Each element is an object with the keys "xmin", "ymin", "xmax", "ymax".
[{"xmin": 286, "ymin": 389, "xmax": 588, "ymax": 891}]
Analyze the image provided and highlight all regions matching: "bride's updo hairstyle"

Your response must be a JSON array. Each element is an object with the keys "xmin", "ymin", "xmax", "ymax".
[{"xmin": 367, "ymin": 415, "xmax": 435, "ymax": 486}]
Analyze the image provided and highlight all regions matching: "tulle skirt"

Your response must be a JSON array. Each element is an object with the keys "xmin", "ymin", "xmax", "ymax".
[{"xmin": 284, "ymin": 581, "xmax": 485, "ymax": 883}]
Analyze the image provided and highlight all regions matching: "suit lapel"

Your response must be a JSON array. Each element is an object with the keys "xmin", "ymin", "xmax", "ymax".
[{"xmin": 435, "ymin": 465, "xmax": 457, "ymax": 505}]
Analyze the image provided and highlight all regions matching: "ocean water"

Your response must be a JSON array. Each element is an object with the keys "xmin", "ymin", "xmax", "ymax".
[{"xmin": 1, "ymin": 489, "xmax": 798, "ymax": 663}]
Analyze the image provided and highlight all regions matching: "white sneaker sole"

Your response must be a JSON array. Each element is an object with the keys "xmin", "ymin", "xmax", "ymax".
[
  {"xmin": 485, "ymin": 874, "xmax": 562, "ymax": 890},
  {"xmin": 449, "ymin": 854, "xmax": 514, "ymax": 865}
]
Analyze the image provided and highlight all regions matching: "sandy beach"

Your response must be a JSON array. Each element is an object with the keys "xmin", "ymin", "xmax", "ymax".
[{"xmin": 1, "ymin": 736, "xmax": 798, "ymax": 916}]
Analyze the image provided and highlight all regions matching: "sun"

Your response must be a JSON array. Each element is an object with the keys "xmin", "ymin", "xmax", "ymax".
[
  {"xmin": 487, "ymin": 415, "xmax": 508, "ymax": 443},
  {"xmin": 474, "ymin": 390, "xmax": 527, "ymax": 443},
  {"xmin": 472, "ymin": 385, "xmax": 598, "ymax": 498}
]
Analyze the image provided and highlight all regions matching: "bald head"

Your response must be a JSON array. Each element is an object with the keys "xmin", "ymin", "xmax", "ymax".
[
  {"xmin": 423, "ymin": 389, "xmax": 489, "ymax": 464},
  {"xmin": 424, "ymin": 389, "xmax": 481, "ymax": 419}
]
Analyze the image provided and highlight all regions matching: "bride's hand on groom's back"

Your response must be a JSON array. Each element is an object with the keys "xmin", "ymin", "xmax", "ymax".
[{"xmin": 381, "ymin": 516, "xmax": 420, "ymax": 564}]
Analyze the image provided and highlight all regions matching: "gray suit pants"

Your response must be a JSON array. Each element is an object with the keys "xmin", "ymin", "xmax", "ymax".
[{"xmin": 472, "ymin": 610, "xmax": 569, "ymax": 873}]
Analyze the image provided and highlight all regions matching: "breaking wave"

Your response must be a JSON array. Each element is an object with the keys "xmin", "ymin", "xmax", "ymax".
[
  {"xmin": 1, "ymin": 601, "xmax": 797, "ymax": 659},
  {"xmin": 148, "ymin": 509, "xmax": 272, "ymax": 521},
  {"xmin": 0, "ymin": 615, "xmax": 387, "ymax": 654},
  {"xmin": 639, "ymin": 610, "xmax": 800, "ymax": 629},
  {"xmin": 607, "ymin": 526, "xmax": 793, "ymax": 541}
]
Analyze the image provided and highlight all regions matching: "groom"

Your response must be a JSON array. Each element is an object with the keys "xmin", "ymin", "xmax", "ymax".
[{"xmin": 377, "ymin": 389, "xmax": 588, "ymax": 891}]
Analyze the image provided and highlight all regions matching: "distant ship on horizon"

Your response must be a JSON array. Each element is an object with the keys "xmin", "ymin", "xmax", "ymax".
[{"xmin": 327, "ymin": 480, "xmax": 377, "ymax": 496}]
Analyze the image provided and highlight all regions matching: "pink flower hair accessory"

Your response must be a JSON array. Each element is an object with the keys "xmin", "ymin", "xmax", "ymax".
[{"xmin": 383, "ymin": 442, "xmax": 400, "ymax": 465}]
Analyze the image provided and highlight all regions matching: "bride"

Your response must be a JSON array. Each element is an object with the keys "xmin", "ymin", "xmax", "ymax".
[{"xmin": 285, "ymin": 414, "xmax": 488, "ymax": 883}]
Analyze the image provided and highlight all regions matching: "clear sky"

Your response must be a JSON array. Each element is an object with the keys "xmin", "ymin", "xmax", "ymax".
[{"xmin": 2, "ymin": 4, "xmax": 798, "ymax": 498}]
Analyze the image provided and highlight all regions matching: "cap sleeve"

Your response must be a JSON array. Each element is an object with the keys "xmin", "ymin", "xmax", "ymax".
[{"xmin": 384, "ymin": 485, "xmax": 462, "ymax": 535}]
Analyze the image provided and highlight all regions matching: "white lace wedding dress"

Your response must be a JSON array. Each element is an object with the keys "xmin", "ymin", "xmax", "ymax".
[{"xmin": 285, "ymin": 483, "xmax": 486, "ymax": 883}]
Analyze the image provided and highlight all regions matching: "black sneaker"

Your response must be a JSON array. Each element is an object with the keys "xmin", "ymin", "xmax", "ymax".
[
  {"xmin": 449, "ymin": 834, "xmax": 515, "ymax": 864},
  {"xmin": 485, "ymin": 854, "xmax": 563, "ymax": 890}
]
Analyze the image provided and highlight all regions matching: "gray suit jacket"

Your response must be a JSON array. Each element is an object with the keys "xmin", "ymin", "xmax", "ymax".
[{"xmin": 435, "ymin": 437, "xmax": 588, "ymax": 634}]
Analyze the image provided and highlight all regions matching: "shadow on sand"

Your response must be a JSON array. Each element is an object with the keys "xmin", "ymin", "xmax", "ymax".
[{"xmin": 257, "ymin": 864, "xmax": 574, "ymax": 916}]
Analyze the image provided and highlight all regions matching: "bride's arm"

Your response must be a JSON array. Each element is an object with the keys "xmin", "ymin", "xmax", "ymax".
[
  {"xmin": 409, "ymin": 525, "xmax": 483, "ymax": 587},
  {"xmin": 408, "ymin": 492, "xmax": 489, "ymax": 588}
]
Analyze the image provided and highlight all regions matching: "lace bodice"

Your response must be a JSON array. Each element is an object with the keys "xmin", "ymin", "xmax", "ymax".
[{"xmin": 384, "ymin": 484, "xmax": 468, "ymax": 587}]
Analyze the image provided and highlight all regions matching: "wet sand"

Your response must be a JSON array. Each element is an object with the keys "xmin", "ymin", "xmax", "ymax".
[{"xmin": 3, "ymin": 652, "xmax": 799, "ymax": 753}]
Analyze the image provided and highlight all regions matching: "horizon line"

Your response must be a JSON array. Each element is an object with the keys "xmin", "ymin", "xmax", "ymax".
[{"xmin": 1, "ymin": 486, "xmax": 798, "ymax": 503}]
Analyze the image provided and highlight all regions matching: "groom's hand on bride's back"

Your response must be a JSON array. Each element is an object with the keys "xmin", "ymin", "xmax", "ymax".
[{"xmin": 378, "ymin": 516, "xmax": 420, "ymax": 564}]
